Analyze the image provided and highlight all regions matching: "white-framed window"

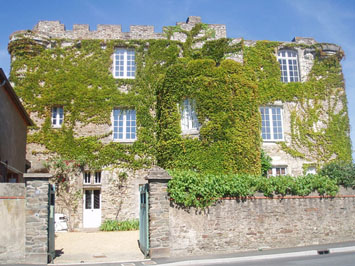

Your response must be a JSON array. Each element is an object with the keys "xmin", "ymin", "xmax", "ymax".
[
  {"xmin": 113, "ymin": 48, "xmax": 136, "ymax": 79},
  {"xmin": 277, "ymin": 50, "xmax": 300, "ymax": 83},
  {"xmin": 112, "ymin": 109, "xmax": 137, "ymax": 142},
  {"xmin": 260, "ymin": 106, "xmax": 284, "ymax": 141},
  {"xmin": 94, "ymin": 171, "xmax": 101, "ymax": 184},
  {"xmin": 51, "ymin": 106, "xmax": 64, "ymax": 128},
  {"xmin": 305, "ymin": 166, "xmax": 316, "ymax": 175},
  {"xmin": 180, "ymin": 98, "xmax": 199, "ymax": 134},
  {"xmin": 84, "ymin": 172, "xmax": 91, "ymax": 184},
  {"xmin": 268, "ymin": 166, "xmax": 287, "ymax": 177}
]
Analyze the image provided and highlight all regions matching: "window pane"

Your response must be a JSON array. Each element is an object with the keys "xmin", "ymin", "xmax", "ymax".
[
  {"xmin": 95, "ymin": 172, "xmax": 101, "ymax": 183},
  {"xmin": 94, "ymin": 190, "xmax": 100, "ymax": 209},
  {"xmin": 181, "ymin": 99, "xmax": 199, "ymax": 131},
  {"xmin": 84, "ymin": 172, "xmax": 91, "ymax": 184},
  {"xmin": 85, "ymin": 190, "xmax": 92, "ymax": 209},
  {"xmin": 260, "ymin": 107, "xmax": 271, "ymax": 140}
]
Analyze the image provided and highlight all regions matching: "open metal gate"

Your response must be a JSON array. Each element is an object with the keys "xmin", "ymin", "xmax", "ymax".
[
  {"xmin": 139, "ymin": 184, "xmax": 149, "ymax": 258},
  {"xmin": 48, "ymin": 184, "xmax": 55, "ymax": 262}
]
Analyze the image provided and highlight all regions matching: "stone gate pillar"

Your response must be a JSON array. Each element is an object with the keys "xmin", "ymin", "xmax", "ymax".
[
  {"xmin": 146, "ymin": 166, "xmax": 172, "ymax": 258},
  {"xmin": 24, "ymin": 173, "xmax": 52, "ymax": 264}
]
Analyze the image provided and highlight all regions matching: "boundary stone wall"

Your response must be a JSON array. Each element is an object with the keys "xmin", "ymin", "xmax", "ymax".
[
  {"xmin": 146, "ymin": 170, "xmax": 355, "ymax": 258},
  {"xmin": 0, "ymin": 174, "xmax": 51, "ymax": 264}
]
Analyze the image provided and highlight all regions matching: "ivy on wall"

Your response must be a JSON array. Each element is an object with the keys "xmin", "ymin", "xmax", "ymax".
[{"xmin": 8, "ymin": 23, "xmax": 352, "ymax": 176}]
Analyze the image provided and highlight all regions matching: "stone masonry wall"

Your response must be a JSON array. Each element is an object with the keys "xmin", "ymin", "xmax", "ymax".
[
  {"xmin": 147, "ymin": 174, "xmax": 355, "ymax": 258},
  {"xmin": 169, "ymin": 194, "xmax": 355, "ymax": 257}
]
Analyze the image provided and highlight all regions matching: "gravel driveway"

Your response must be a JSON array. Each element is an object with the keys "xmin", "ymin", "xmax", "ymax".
[{"xmin": 54, "ymin": 230, "xmax": 144, "ymax": 264}]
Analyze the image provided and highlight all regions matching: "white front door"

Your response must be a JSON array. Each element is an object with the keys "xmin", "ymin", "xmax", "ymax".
[{"xmin": 83, "ymin": 189, "xmax": 101, "ymax": 228}]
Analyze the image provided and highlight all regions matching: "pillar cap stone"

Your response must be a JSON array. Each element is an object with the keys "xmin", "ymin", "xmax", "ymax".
[
  {"xmin": 24, "ymin": 173, "xmax": 52, "ymax": 179},
  {"xmin": 27, "ymin": 160, "xmax": 49, "ymax": 173},
  {"xmin": 146, "ymin": 166, "xmax": 172, "ymax": 180}
]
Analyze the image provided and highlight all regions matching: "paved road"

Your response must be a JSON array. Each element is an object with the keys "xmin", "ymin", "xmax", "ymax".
[
  {"xmin": 209, "ymin": 252, "xmax": 355, "ymax": 266},
  {"xmin": 5, "ymin": 242, "xmax": 355, "ymax": 266}
]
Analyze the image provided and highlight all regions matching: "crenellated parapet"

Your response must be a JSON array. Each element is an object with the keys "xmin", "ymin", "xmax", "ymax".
[{"xmin": 10, "ymin": 16, "xmax": 226, "ymax": 42}]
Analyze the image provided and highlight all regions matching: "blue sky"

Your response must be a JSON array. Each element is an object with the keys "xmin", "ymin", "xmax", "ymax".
[{"xmin": 0, "ymin": 0, "xmax": 354, "ymax": 160}]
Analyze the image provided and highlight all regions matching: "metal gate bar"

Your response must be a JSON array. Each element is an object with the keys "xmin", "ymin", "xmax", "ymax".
[
  {"xmin": 139, "ymin": 184, "xmax": 149, "ymax": 257},
  {"xmin": 48, "ymin": 184, "xmax": 55, "ymax": 262}
]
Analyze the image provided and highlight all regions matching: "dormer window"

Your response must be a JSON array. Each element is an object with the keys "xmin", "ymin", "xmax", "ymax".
[
  {"xmin": 113, "ymin": 48, "xmax": 136, "ymax": 79},
  {"xmin": 51, "ymin": 106, "xmax": 64, "ymax": 128},
  {"xmin": 180, "ymin": 98, "xmax": 199, "ymax": 134},
  {"xmin": 277, "ymin": 50, "xmax": 300, "ymax": 83}
]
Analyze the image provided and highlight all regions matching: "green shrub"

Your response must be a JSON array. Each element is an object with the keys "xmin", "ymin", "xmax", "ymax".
[
  {"xmin": 167, "ymin": 170, "xmax": 339, "ymax": 207},
  {"xmin": 261, "ymin": 150, "xmax": 272, "ymax": 177},
  {"xmin": 100, "ymin": 219, "xmax": 139, "ymax": 231},
  {"xmin": 319, "ymin": 161, "xmax": 355, "ymax": 188}
]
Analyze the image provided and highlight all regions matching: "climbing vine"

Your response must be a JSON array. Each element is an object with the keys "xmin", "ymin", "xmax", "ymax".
[{"xmin": 8, "ymin": 23, "xmax": 352, "ymax": 178}]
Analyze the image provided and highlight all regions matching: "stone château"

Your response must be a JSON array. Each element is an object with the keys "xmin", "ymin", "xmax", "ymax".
[{"xmin": 8, "ymin": 16, "xmax": 351, "ymax": 229}]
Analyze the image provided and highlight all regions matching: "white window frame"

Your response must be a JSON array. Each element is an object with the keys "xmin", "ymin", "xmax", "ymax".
[
  {"xmin": 83, "ymin": 172, "xmax": 91, "ymax": 184},
  {"xmin": 51, "ymin": 106, "xmax": 64, "ymax": 128},
  {"xmin": 94, "ymin": 171, "xmax": 101, "ymax": 184},
  {"xmin": 113, "ymin": 48, "xmax": 136, "ymax": 79},
  {"xmin": 260, "ymin": 106, "xmax": 284, "ymax": 141},
  {"xmin": 277, "ymin": 50, "xmax": 300, "ymax": 83},
  {"xmin": 112, "ymin": 109, "xmax": 137, "ymax": 142},
  {"xmin": 268, "ymin": 166, "xmax": 287, "ymax": 177},
  {"xmin": 180, "ymin": 98, "xmax": 200, "ymax": 135}
]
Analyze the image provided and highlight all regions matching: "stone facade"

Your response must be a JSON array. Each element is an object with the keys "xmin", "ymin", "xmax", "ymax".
[{"xmin": 146, "ymin": 176, "xmax": 355, "ymax": 258}]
